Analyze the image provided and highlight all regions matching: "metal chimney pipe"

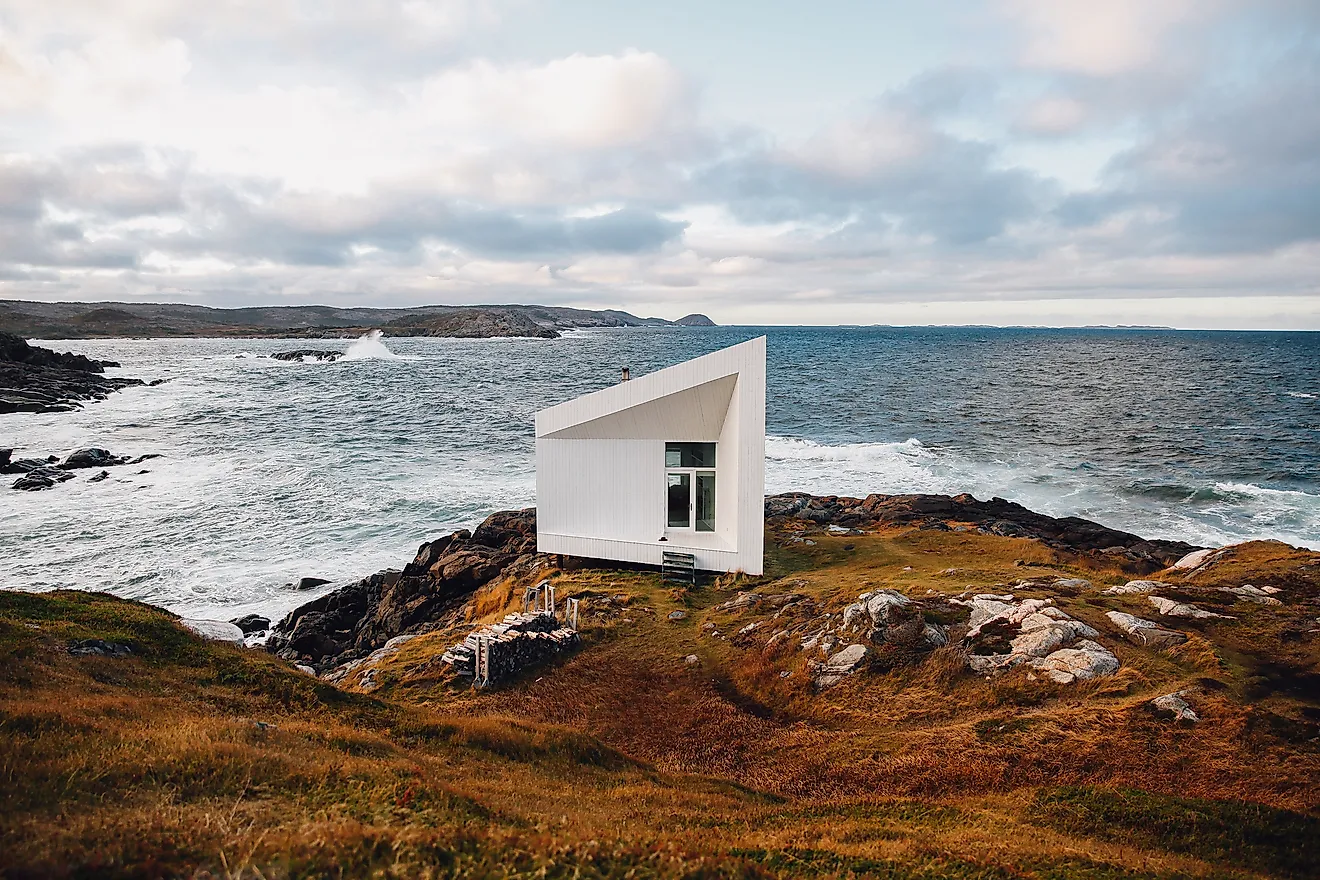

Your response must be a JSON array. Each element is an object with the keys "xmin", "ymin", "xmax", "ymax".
[{"xmin": 621, "ymin": 366, "xmax": 630, "ymax": 382}]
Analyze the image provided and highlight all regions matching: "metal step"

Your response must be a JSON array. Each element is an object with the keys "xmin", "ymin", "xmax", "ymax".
[{"xmin": 661, "ymin": 551, "xmax": 696, "ymax": 586}]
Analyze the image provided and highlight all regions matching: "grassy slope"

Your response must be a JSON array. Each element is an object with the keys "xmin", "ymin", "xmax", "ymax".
[{"xmin": 1, "ymin": 523, "xmax": 1317, "ymax": 879}]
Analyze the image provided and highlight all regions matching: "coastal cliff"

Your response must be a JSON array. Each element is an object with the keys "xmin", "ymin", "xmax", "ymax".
[{"xmin": 1, "ymin": 493, "xmax": 1316, "ymax": 878}]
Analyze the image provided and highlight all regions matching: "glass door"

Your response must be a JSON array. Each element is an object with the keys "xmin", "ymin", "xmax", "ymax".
[
  {"xmin": 694, "ymin": 471, "xmax": 715, "ymax": 531},
  {"xmin": 667, "ymin": 472, "xmax": 692, "ymax": 528}
]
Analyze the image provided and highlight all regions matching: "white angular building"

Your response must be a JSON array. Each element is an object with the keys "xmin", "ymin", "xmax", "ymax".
[{"xmin": 534, "ymin": 336, "xmax": 766, "ymax": 575}]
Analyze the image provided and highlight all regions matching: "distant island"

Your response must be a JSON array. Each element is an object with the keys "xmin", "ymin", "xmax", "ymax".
[{"xmin": 0, "ymin": 299, "xmax": 716, "ymax": 340}]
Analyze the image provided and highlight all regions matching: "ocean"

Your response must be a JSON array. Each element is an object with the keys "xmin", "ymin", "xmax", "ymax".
[{"xmin": 2, "ymin": 326, "xmax": 1317, "ymax": 622}]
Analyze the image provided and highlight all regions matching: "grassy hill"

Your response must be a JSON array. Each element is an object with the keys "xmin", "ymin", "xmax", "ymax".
[{"xmin": 1, "ymin": 518, "xmax": 1317, "ymax": 878}]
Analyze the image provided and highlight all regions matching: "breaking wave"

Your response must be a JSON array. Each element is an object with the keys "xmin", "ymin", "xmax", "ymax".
[{"xmin": 341, "ymin": 330, "xmax": 418, "ymax": 361}]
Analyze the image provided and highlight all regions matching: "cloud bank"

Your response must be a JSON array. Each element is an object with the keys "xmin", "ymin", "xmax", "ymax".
[{"xmin": 1, "ymin": 0, "xmax": 1318, "ymax": 327}]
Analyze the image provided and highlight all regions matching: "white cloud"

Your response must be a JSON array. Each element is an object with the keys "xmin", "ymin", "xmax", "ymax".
[
  {"xmin": 412, "ymin": 51, "xmax": 690, "ymax": 150},
  {"xmin": 1016, "ymin": 96, "xmax": 1088, "ymax": 135},
  {"xmin": 1001, "ymin": 0, "xmax": 1198, "ymax": 76}
]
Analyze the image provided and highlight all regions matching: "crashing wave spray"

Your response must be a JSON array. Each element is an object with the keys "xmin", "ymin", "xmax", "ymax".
[{"xmin": 340, "ymin": 330, "xmax": 416, "ymax": 361}]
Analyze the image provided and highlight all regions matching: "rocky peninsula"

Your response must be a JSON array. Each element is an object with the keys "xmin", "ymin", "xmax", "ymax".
[
  {"xmin": 1, "ymin": 491, "xmax": 1317, "ymax": 879},
  {"xmin": 0, "ymin": 333, "xmax": 150, "ymax": 414}
]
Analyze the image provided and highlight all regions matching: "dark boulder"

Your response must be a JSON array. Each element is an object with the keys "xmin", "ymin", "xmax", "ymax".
[
  {"xmin": 2, "ymin": 456, "xmax": 58, "ymax": 475},
  {"xmin": 61, "ymin": 448, "xmax": 130, "ymax": 470},
  {"xmin": 88, "ymin": 470, "xmax": 110, "ymax": 482},
  {"xmin": 296, "ymin": 576, "xmax": 332, "ymax": 590},
  {"xmin": 12, "ymin": 466, "xmax": 75, "ymax": 491},
  {"xmin": 230, "ymin": 614, "xmax": 271, "ymax": 634}
]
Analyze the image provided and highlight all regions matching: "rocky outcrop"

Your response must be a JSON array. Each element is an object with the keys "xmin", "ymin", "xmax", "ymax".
[
  {"xmin": 267, "ymin": 508, "xmax": 540, "ymax": 671},
  {"xmin": 0, "ymin": 333, "xmax": 145, "ymax": 413},
  {"xmin": 271, "ymin": 349, "xmax": 342, "ymax": 362},
  {"xmin": 7, "ymin": 448, "xmax": 162, "ymax": 489},
  {"xmin": 674, "ymin": 314, "xmax": 716, "ymax": 326},
  {"xmin": 839, "ymin": 589, "xmax": 948, "ymax": 655},
  {"xmin": 765, "ymin": 492, "xmax": 1200, "ymax": 574},
  {"xmin": 388, "ymin": 308, "xmax": 560, "ymax": 339},
  {"xmin": 959, "ymin": 594, "xmax": 1115, "ymax": 682}
]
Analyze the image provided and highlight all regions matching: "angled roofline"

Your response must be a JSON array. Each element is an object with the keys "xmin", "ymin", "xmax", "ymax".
[{"xmin": 534, "ymin": 336, "xmax": 766, "ymax": 438}]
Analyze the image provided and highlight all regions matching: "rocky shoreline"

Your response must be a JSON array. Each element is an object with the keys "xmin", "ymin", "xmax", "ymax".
[
  {"xmin": 266, "ymin": 492, "xmax": 1208, "ymax": 675},
  {"xmin": 0, "ymin": 333, "xmax": 150, "ymax": 414}
]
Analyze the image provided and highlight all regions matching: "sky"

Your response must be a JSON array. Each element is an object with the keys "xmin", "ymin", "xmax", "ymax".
[{"xmin": 1, "ymin": 1, "xmax": 1319, "ymax": 328}]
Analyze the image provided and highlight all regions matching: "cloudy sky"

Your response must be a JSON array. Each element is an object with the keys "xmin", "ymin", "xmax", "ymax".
[{"xmin": 2, "ymin": 1, "xmax": 1319, "ymax": 327}]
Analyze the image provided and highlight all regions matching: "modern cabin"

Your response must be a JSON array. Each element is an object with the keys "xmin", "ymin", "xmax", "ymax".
[{"xmin": 534, "ymin": 336, "xmax": 766, "ymax": 575}]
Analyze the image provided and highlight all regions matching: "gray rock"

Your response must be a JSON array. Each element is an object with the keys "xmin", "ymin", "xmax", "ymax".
[
  {"xmin": 668, "ymin": 610, "xmax": 688, "ymax": 621},
  {"xmin": 1029, "ymin": 639, "xmax": 1120, "ymax": 684},
  {"xmin": 685, "ymin": 654, "xmax": 700, "ymax": 665},
  {"xmin": 68, "ymin": 638, "xmax": 132, "ymax": 657},
  {"xmin": 1105, "ymin": 611, "xmax": 1188, "ymax": 649},
  {"xmin": 1151, "ymin": 691, "xmax": 1199, "ymax": 723},
  {"xmin": 814, "ymin": 643, "xmax": 869, "ymax": 689},
  {"xmin": 1052, "ymin": 577, "xmax": 1093, "ymax": 591}
]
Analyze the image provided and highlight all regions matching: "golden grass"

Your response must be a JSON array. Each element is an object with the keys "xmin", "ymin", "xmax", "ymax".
[{"xmin": 2, "ymin": 522, "xmax": 1318, "ymax": 878}]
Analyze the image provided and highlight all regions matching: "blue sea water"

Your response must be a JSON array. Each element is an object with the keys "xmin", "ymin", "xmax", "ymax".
[{"xmin": 1, "ymin": 326, "xmax": 1317, "ymax": 621}]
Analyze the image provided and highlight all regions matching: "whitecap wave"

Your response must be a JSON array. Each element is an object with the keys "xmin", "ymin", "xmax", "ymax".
[
  {"xmin": 1285, "ymin": 391, "xmax": 1316, "ymax": 399},
  {"xmin": 340, "ymin": 329, "xmax": 419, "ymax": 361}
]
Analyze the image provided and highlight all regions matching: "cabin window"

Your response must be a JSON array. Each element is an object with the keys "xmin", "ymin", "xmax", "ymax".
[{"xmin": 665, "ymin": 443, "xmax": 715, "ymax": 531}]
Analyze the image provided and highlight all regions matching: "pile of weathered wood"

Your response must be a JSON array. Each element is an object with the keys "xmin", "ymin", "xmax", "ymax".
[{"xmin": 441, "ymin": 611, "xmax": 579, "ymax": 686}]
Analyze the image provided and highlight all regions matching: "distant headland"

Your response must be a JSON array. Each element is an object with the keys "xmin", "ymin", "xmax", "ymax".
[{"xmin": 0, "ymin": 299, "xmax": 716, "ymax": 340}]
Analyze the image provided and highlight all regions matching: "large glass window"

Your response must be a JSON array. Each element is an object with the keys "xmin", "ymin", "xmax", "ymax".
[
  {"xmin": 665, "ymin": 442, "xmax": 716, "ymax": 468},
  {"xmin": 665, "ymin": 443, "xmax": 716, "ymax": 531}
]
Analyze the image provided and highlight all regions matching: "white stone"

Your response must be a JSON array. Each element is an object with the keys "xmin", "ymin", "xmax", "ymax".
[
  {"xmin": 1219, "ymin": 585, "xmax": 1283, "ymax": 606},
  {"xmin": 1102, "ymin": 580, "xmax": 1167, "ymax": 595},
  {"xmin": 685, "ymin": 654, "xmax": 700, "ymax": 665},
  {"xmin": 1053, "ymin": 578, "xmax": 1093, "ymax": 590},
  {"xmin": 1029, "ymin": 639, "xmax": 1120, "ymax": 684},
  {"xmin": 1148, "ymin": 596, "xmax": 1233, "ymax": 619},
  {"xmin": 179, "ymin": 618, "xmax": 245, "ymax": 645},
  {"xmin": 1172, "ymin": 548, "xmax": 1218, "ymax": 570}
]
